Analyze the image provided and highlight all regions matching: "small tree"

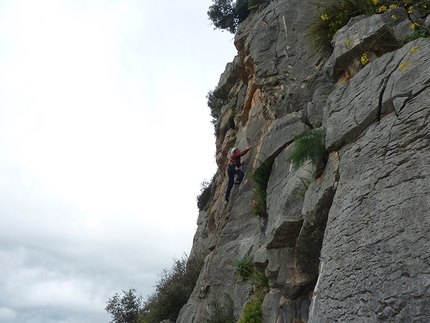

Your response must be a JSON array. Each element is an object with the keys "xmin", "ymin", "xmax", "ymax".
[
  {"xmin": 105, "ymin": 289, "xmax": 144, "ymax": 323},
  {"xmin": 207, "ymin": 0, "xmax": 250, "ymax": 33},
  {"xmin": 197, "ymin": 179, "xmax": 214, "ymax": 211},
  {"xmin": 142, "ymin": 254, "xmax": 204, "ymax": 323}
]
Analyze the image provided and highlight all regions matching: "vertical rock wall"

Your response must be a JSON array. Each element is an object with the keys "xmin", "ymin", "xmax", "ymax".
[{"xmin": 177, "ymin": 0, "xmax": 430, "ymax": 322}]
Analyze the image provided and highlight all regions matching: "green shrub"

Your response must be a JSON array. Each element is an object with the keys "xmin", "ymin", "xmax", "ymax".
[
  {"xmin": 249, "ymin": 157, "xmax": 273, "ymax": 218},
  {"xmin": 197, "ymin": 179, "xmax": 215, "ymax": 211},
  {"xmin": 207, "ymin": 90, "xmax": 225, "ymax": 126},
  {"xmin": 399, "ymin": 26, "xmax": 430, "ymax": 45},
  {"xmin": 235, "ymin": 255, "xmax": 269, "ymax": 288},
  {"xmin": 306, "ymin": 0, "xmax": 371, "ymax": 58},
  {"xmin": 238, "ymin": 293, "xmax": 264, "ymax": 323},
  {"xmin": 235, "ymin": 254, "xmax": 254, "ymax": 279},
  {"xmin": 141, "ymin": 254, "xmax": 204, "ymax": 323},
  {"xmin": 287, "ymin": 128, "xmax": 328, "ymax": 171},
  {"xmin": 207, "ymin": 0, "xmax": 250, "ymax": 33},
  {"xmin": 201, "ymin": 293, "xmax": 237, "ymax": 323},
  {"xmin": 105, "ymin": 288, "xmax": 144, "ymax": 323}
]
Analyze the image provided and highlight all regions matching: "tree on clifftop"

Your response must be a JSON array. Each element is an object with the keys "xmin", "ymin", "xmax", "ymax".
[{"xmin": 207, "ymin": 0, "xmax": 249, "ymax": 33}]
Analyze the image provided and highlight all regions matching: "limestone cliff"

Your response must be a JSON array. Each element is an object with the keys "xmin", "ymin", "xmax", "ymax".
[{"xmin": 177, "ymin": 0, "xmax": 430, "ymax": 322}]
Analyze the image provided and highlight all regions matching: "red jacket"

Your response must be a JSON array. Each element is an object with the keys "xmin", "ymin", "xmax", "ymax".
[{"xmin": 229, "ymin": 148, "xmax": 251, "ymax": 167}]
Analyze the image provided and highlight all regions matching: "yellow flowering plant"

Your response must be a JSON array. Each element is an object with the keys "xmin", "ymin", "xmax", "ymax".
[{"xmin": 361, "ymin": 52, "xmax": 369, "ymax": 65}]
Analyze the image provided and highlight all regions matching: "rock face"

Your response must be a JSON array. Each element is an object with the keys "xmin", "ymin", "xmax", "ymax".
[{"xmin": 177, "ymin": 1, "xmax": 430, "ymax": 322}]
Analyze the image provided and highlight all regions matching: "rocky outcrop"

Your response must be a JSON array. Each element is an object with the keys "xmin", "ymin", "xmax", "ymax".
[{"xmin": 177, "ymin": 1, "xmax": 430, "ymax": 322}]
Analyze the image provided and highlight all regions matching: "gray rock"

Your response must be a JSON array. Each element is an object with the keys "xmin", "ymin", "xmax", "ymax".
[
  {"xmin": 309, "ymin": 76, "xmax": 430, "ymax": 323},
  {"xmin": 259, "ymin": 111, "xmax": 309, "ymax": 161},
  {"xmin": 178, "ymin": 1, "xmax": 430, "ymax": 323}
]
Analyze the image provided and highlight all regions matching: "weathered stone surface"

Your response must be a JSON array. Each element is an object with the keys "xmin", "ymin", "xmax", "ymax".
[
  {"xmin": 382, "ymin": 38, "xmax": 430, "ymax": 115},
  {"xmin": 179, "ymin": 1, "xmax": 430, "ymax": 323},
  {"xmin": 309, "ymin": 85, "xmax": 430, "ymax": 323},
  {"xmin": 259, "ymin": 112, "xmax": 309, "ymax": 160},
  {"xmin": 325, "ymin": 38, "xmax": 430, "ymax": 151},
  {"xmin": 262, "ymin": 290, "xmax": 282, "ymax": 323},
  {"xmin": 235, "ymin": 0, "xmax": 328, "ymax": 118},
  {"xmin": 266, "ymin": 147, "xmax": 313, "ymax": 249}
]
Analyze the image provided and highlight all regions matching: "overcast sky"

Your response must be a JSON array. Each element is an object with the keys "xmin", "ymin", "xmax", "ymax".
[{"xmin": 0, "ymin": 1, "xmax": 237, "ymax": 322}]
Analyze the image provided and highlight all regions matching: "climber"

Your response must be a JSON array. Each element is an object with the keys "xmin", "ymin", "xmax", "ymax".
[{"xmin": 225, "ymin": 146, "xmax": 251, "ymax": 202}]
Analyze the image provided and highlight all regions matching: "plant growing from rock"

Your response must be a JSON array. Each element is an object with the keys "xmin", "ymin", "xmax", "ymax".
[
  {"xmin": 197, "ymin": 178, "xmax": 215, "ymax": 211},
  {"xmin": 235, "ymin": 254, "xmax": 269, "ymax": 288},
  {"xmin": 399, "ymin": 25, "xmax": 430, "ymax": 44},
  {"xmin": 237, "ymin": 292, "xmax": 264, "ymax": 323},
  {"xmin": 287, "ymin": 128, "xmax": 328, "ymax": 175},
  {"xmin": 207, "ymin": 90, "xmax": 225, "ymax": 127},
  {"xmin": 249, "ymin": 157, "xmax": 273, "ymax": 218}
]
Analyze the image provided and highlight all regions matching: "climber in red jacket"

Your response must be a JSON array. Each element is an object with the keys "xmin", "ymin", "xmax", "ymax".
[{"xmin": 225, "ymin": 146, "xmax": 251, "ymax": 202}]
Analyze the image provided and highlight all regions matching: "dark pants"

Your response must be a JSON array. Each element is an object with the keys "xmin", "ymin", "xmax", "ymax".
[{"xmin": 225, "ymin": 164, "xmax": 244, "ymax": 201}]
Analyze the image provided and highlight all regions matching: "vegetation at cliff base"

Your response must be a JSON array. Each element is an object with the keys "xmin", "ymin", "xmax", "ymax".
[
  {"xmin": 105, "ymin": 254, "xmax": 203, "ymax": 323},
  {"xmin": 105, "ymin": 289, "xmax": 145, "ymax": 323}
]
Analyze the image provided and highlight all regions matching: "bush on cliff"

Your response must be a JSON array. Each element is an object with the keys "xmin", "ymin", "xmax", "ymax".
[
  {"xmin": 207, "ymin": 0, "xmax": 249, "ymax": 33},
  {"xmin": 235, "ymin": 254, "xmax": 269, "ymax": 288},
  {"xmin": 237, "ymin": 293, "xmax": 264, "ymax": 323},
  {"xmin": 287, "ymin": 128, "xmax": 328, "ymax": 173},
  {"xmin": 197, "ymin": 179, "xmax": 214, "ymax": 211},
  {"xmin": 249, "ymin": 157, "xmax": 273, "ymax": 218}
]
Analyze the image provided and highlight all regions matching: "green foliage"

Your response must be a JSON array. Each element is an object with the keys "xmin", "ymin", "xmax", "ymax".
[
  {"xmin": 218, "ymin": 107, "xmax": 237, "ymax": 142},
  {"xmin": 249, "ymin": 157, "xmax": 273, "ymax": 218},
  {"xmin": 197, "ymin": 178, "xmax": 215, "ymax": 211},
  {"xmin": 235, "ymin": 254, "xmax": 254, "ymax": 279},
  {"xmin": 207, "ymin": 90, "xmax": 225, "ymax": 126},
  {"xmin": 306, "ymin": 0, "xmax": 430, "ymax": 58},
  {"xmin": 201, "ymin": 292, "xmax": 237, "ymax": 323},
  {"xmin": 235, "ymin": 255, "xmax": 269, "ymax": 288},
  {"xmin": 142, "ymin": 254, "xmax": 204, "ymax": 323},
  {"xmin": 287, "ymin": 128, "xmax": 328, "ymax": 171},
  {"xmin": 106, "ymin": 255, "xmax": 204, "ymax": 323},
  {"xmin": 399, "ymin": 26, "xmax": 430, "ymax": 44},
  {"xmin": 238, "ymin": 293, "xmax": 264, "ymax": 323},
  {"xmin": 105, "ymin": 289, "xmax": 144, "ymax": 323},
  {"xmin": 306, "ymin": 0, "xmax": 371, "ymax": 58},
  {"xmin": 208, "ymin": 0, "xmax": 248, "ymax": 33}
]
